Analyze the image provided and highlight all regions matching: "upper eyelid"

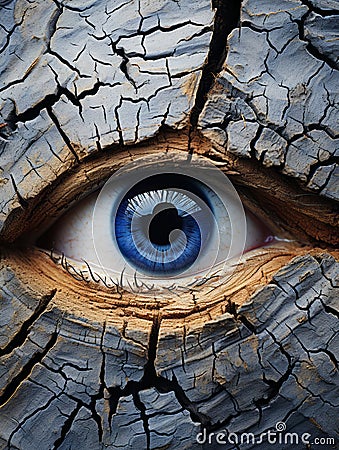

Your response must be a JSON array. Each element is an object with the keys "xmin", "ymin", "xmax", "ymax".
[{"xmin": 0, "ymin": 133, "xmax": 337, "ymax": 246}]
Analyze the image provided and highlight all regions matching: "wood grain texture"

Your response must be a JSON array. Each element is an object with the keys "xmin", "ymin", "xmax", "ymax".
[{"xmin": 0, "ymin": 0, "xmax": 338, "ymax": 449}]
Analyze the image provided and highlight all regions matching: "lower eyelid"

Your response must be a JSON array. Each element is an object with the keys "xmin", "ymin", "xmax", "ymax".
[{"xmin": 3, "ymin": 241, "xmax": 317, "ymax": 322}]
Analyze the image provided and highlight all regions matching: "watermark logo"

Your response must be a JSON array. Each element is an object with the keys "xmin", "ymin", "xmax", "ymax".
[
  {"xmin": 196, "ymin": 422, "xmax": 336, "ymax": 446},
  {"xmin": 275, "ymin": 421, "xmax": 286, "ymax": 432}
]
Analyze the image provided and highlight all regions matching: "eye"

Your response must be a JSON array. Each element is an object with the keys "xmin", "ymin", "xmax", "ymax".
[{"xmin": 38, "ymin": 153, "xmax": 274, "ymax": 294}]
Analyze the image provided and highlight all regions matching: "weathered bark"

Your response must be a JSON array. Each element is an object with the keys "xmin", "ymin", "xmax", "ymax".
[{"xmin": 0, "ymin": 0, "xmax": 338, "ymax": 449}]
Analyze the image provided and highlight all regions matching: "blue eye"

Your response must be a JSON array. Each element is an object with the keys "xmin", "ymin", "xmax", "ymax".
[
  {"xmin": 114, "ymin": 174, "xmax": 219, "ymax": 276},
  {"xmin": 39, "ymin": 153, "xmax": 273, "ymax": 295}
]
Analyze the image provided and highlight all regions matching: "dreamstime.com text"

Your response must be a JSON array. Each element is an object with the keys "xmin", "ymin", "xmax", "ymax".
[{"xmin": 196, "ymin": 422, "xmax": 336, "ymax": 446}]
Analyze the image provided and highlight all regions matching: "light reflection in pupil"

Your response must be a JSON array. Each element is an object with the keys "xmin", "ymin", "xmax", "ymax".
[{"xmin": 148, "ymin": 203, "xmax": 182, "ymax": 247}]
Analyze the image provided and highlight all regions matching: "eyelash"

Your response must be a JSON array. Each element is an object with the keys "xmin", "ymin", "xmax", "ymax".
[
  {"xmin": 46, "ymin": 247, "xmax": 219, "ymax": 297},
  {"xmin": 49, "ymin": 248, "xmax": 125, "ymax": 295}
]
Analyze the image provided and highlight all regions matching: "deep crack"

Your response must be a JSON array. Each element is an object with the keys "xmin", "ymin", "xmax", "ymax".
[
  {"xmin": 46, "ymin": 106, "xmax": 80, "ymax": 163},
  {"xmin": 189, "ymin": 0, "xmax": 242, "ymax": 130},
  {"xmin": 52, "ymin": 404, "xmax": 82, "ymax": 450},
  {"xmin": 106, "ymin": 315, "xmax": 211, "ymax": 431},
  {"xmin": 0, "ymin": 289, "xmax": 56, "ymax": 356},
  {"xmin": 10, "ymin": 174, "xmax": 29, "ymax": 209},
  {"xmin": 0, "ymin": 332, "xmax": 58, "ymax": 407},
  {"xmin": 298, "ymin": 11, "xmax": 339, "ymax": 70}
]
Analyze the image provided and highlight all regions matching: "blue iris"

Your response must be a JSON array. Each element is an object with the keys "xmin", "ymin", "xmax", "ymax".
[{"xmin": 113, "ymin": 174, "xmax": 209, "ymax": 276}]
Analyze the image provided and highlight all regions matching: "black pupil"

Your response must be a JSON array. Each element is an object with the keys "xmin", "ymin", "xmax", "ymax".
[{"xmin": 148, "ymin": 202, "xmax": 182, "ymax": 246}]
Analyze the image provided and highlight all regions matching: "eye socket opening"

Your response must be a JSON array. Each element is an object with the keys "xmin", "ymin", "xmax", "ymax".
[{"xmin": 33, "ymin": 152, "xmax": 282, "ymax": 297}]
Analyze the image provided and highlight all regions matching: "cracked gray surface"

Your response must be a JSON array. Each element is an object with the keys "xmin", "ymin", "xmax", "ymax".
[
  {"xmin": 0, "ymin": 0, "xmax": 213, "ymax": 230},
  {"xmin": 155, "ymin": 254, "xmax": 338, "ymax": 448},
  {"xmin": 199, "ymin": 0, "xmax": 339, "ymax": 201},
  {"xmin": 0, "ymin": 254, "xmax": 338, "ymax": 449}
]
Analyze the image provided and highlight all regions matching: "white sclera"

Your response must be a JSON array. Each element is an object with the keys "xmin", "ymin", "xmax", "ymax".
[{"xmin": 42, "ymin": 153, "xmax": 271, "ymax": 294}]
